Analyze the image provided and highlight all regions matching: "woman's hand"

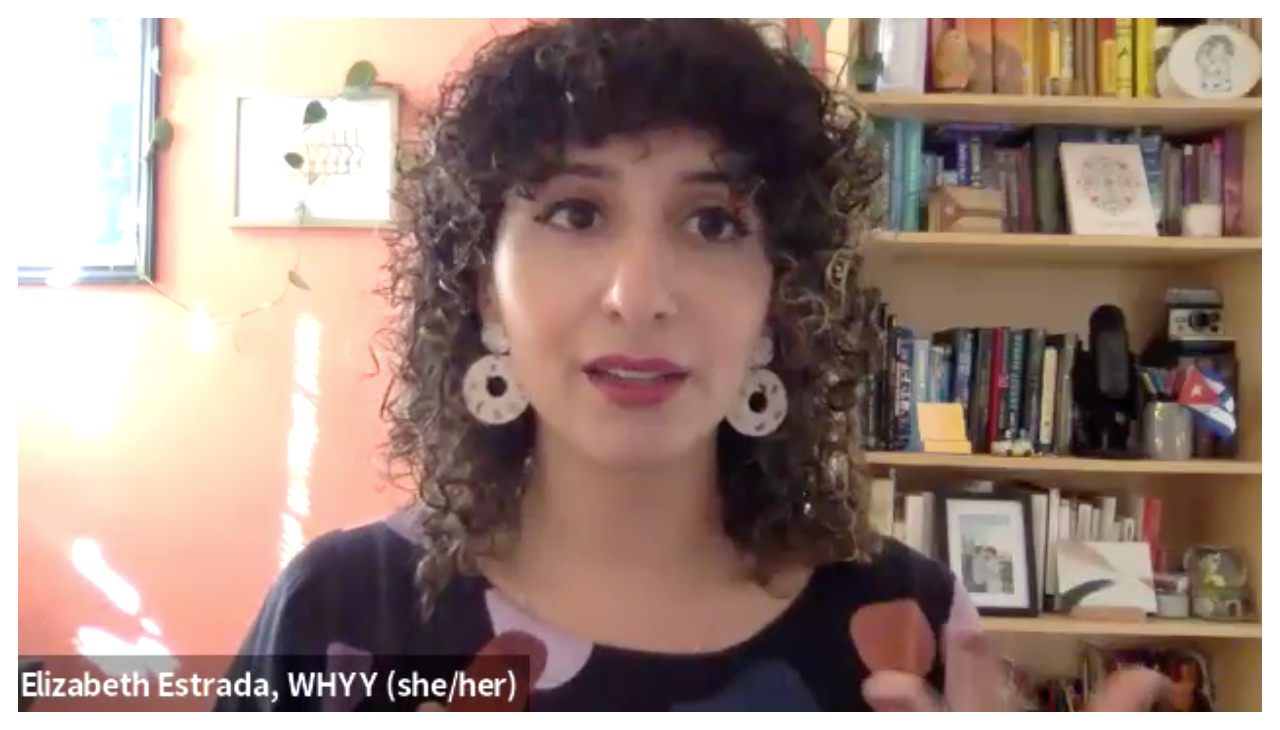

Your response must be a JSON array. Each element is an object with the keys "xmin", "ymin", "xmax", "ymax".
[{"xmin": 863, "ymin": 625, "xmax": 1169, "ymax": 711}]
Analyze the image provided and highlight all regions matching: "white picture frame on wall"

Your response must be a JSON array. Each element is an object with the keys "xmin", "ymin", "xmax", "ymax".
[{"xmin": 231, "ymin": 88, "xmax": 399, "ymax": 228}]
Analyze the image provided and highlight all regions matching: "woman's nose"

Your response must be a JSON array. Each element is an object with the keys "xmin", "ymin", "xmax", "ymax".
[{"xmin": 600, "ymin": 235, "xmax": 679, "ymax": 325}]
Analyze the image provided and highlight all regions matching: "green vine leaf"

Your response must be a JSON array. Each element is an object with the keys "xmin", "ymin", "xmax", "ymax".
[
  {"xmin": 344, "ymin": 61, "xmax": 378, "ymax": 93},
  {"xmin": 283, "ymin": 152, "xmax": 305, "ymax": 170},
  {"xmin": 151, "ymin": 117, "xmax": 174, "ymax": 152},
  {"xmin": 287, "ymin": 270, "xmax": 311, "ymax": 291},
  {"xmin": 302, "ymin": 100, "xmax": 328, "ymax": 126},
  {"xmin": 395, "ymin": 148, "xmax": 422, "ymax": 174}
]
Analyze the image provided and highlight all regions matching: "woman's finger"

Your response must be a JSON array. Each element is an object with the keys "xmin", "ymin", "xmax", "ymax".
[
  {"xmin": 1086, "ymin": 668, "xmax": 1169, "ymax": 712},
  {"xmin": 942, "ymin": 627, "xmax": 1016, "ymax": 711},
  {"xmin": 863, "ymin": 672, "xmax": 942, "ymax": 711}
]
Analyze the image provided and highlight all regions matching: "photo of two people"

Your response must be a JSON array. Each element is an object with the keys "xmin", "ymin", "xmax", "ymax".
[{"xmin": 958, "ymin": 514, "xmax": 1017, "ymax": 596}]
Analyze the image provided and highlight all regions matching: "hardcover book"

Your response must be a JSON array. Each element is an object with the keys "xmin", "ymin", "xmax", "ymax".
[{"xmin": 1059, "ymin": 142, "xmax": 1158, "ymax": 236}]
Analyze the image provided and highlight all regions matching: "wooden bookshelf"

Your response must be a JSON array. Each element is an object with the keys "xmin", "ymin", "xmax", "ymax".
[{"xmin": 862, "ymin": 87, "xmax": 1263, "ymax": 710}]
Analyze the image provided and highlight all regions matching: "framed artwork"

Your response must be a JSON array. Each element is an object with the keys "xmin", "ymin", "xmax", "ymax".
[
  {"xmin": 936, "ymin": 491, "xmax": 1039, "ymax": 616},
  {"xmin": 231, "ymin": 87, "xmax": 399, "ymax": 228}
]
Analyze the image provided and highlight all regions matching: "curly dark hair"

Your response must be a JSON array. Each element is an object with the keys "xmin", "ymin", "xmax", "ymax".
[{"xmin": 374, "ymin": 18, "xmax": 887, "ymax": 617}]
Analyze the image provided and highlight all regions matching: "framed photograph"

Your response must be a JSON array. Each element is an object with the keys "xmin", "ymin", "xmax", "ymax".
[
  {"xmin": 936, "ymin": 492, "xmax": 1039, "ymax": 616},
  {"xmin": 231, "ymin": 87, "xmax": 399, "ymax": 228}
]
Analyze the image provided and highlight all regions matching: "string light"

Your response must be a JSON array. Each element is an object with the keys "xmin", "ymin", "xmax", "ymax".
[
  {"xmin": 140, "ymin": 61, "xmax": 384, "ymax": 352},
  {"xmin": 185, "ymin": 302, "xmax": 216, "ymax": 355},
  {"xmin": 146, "ymin": 263, "xmax": 303, "ymax": 354}
]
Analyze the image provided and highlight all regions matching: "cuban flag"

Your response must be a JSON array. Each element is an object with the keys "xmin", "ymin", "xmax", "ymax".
[{"xmin": 1175, "ymin": 365, "xmax": 1236, "ymax": 439}]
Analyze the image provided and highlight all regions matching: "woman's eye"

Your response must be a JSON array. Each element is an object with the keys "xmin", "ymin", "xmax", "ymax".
[
  {"xmin": 685, "ymin": 206, "xmax": 749, "ymax": 243},
  {"xmin": 536, "ymin": 199, "xmax": 602, "ymax": 231}
]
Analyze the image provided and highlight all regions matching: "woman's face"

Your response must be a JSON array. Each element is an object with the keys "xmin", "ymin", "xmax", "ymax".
[{"xmin": 488, "ymin": 127, "xmax": 773, "ymax": 468}]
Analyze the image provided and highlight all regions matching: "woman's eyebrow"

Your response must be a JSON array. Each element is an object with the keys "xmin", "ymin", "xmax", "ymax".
[{"xmin": 678, "ymin": 170, "xmax": 733, "ymax": 185}]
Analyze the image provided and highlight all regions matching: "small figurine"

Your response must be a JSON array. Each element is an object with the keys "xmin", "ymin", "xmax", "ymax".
[
  {"xmin": 1184, "ymin": 545, "xmax": 1250, "ymax": 621},
  {"xmin": 932, "ymin": 28, "xmax": 973, "ymax": 91}
]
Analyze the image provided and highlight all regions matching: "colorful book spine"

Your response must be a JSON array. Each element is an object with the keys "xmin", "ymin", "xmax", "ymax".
[
  {"xmin": 970, "ymin": 328, "xmax": 994, "ymax": 452},
  {"xmin": 955, "ymin": 136, "xmax": 971, "ymax": 186},
  {"xmin": 951, "ymin": 329, "xmax": 975, "ymax": 431},
  {"xmin": 1043, "ymin": 19, "xmax": 1063, "ymax": 94},
  {"xmin": 1038, "ymin": 347, "xmax": 1058, "ymax": 451},
  {"xmin": 1098, "ymin": 19, "xmax": 1117, "ymax": 95},
  {"xmin": 1021, "ymin": 19, "xmax": 1038, "ymax": 95},
  {"xmin": 1209, "ymin": 136, "xmax": 1224, "ymax": 205},
  {"xmin": 909, "ymin": 338, "xmax": 930, "ymax": 451},
  {"xmin": 968, "ymin": 135, "xmax": 984, "ymax": 187},
  {"xmin": 1015, "ymin": 146, "xmax": 1035, "ymax": 233},
  {"xmin": 1073, "ymin": 19, "xmax": 1089, "ymax": 95},
  {"xmin": 901, "ymin": 121, "xmax": 924, "ymax": 232},
  {"xmin": 892, "ymin": 327, "xmax": 914, "ymax": 451},
  {"xmin": 1135, "ymin": 18, "xmax": 1157, "ymax": 97},
  {"xmin": 1081, "ymin": 18, "xmax": 1098, "ymax": 96},
  {"xmin": 1115, "ymin": 19, "xmax": 1135, "ymax": 98},
  {"xmin": 1137, "ymin": 132, "xmax": 1164, "ymax": 229},
  {"xmin": 1022, "ymin": 329, "xmax": 1046, "ymax": 446},
  {"xmin": 1058, "ymin": 19, "xmax": 1075, "ymax": 94},
  {"xmin": 926, "ymin": 343, "xmax": 948, "ymax": 403},
  {"xmin": 1222, "ymin": 128, "xmax": 1245, "ymax": 235},
  {"xmin": 1004, "ymin": 328, "xmax": 1026, "ymax": 443}
]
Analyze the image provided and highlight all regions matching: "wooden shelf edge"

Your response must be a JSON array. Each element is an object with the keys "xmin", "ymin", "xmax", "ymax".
[
  {"xmin": 863, "ymin": 231, "xmax": 1263, "ymax": 264},
  {"xmin": 864, "ymin": 451, "xmax": 1262, "ymax": 476},
  {"xmin": 982, "ymin": 616, "xmax": 1263, "ymax": 639},
  {"xmin": 858, "ymin": 91, "xmax": 1263, "ymax": 113},
  {"xmin": 856, "ymin": 92, "xmax": 1262, "ymax": 131}
]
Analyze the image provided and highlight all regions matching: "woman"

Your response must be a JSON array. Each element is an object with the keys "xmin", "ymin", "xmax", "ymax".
[{"xmin": 217, "ymin": 18, "xmax": 1164, "ymax": 711}]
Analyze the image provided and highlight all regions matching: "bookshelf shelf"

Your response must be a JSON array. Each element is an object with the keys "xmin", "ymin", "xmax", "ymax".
[
  {"xmin": 863, "ymin": 231, "xmax": 1263, "ymax": 267},
  {"xmin": 856, "ymin": 92, "xmax": 1262, "ymax": 133},
  {"xmin": 864, "ymin": 452, "xmax": 1263, "ymax": 476},
  {"xmin": 981, "ymin": 616, "xmax": 1263, "ymax": 640}
]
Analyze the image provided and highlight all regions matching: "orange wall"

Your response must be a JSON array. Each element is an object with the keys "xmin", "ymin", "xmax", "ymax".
[{"xmin": 18, "ymin": 19, "xmax": 517, "ymax": 671}]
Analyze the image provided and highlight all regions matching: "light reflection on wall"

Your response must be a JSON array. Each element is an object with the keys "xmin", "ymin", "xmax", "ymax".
[
  {"xmin": 70, "ymin": 538, "xmax": 177, "ymax": 678},
  {"xmin": 280, "ymin": 314, "xmax": 322, "ymax": 569},
  {"xmin": 32, "ymin": 297, "xmax": 142, "ymax": 438}
]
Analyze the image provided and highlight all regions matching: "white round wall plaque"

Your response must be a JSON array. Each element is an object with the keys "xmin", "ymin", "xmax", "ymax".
[{"xmin": 1157, "ymin": 23, "xmax": 1261, "ymax": 100}]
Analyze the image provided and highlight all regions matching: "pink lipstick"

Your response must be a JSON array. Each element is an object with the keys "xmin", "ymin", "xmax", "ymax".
[{"xmin": 583, "ymin": 355, "xmax": 689, "ymax": 408}]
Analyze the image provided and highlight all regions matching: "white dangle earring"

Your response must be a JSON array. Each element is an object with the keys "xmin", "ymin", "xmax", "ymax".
[
  {"xmin": 462, "ymin": 323, "xmax": 530, "ymax": 425},
  {"xmin": 726, "ymin": 335, "xmax": 788, "ymax": 437}
]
